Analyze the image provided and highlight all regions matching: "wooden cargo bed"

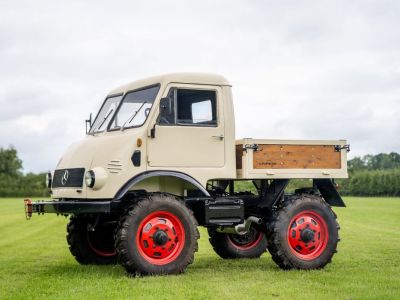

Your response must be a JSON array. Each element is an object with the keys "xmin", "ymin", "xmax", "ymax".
[{"xmin": 236, "ymin": 139, "xmax": 348, "ymax": 179}]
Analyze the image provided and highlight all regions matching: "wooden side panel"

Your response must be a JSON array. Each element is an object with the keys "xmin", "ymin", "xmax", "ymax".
[
  {"xmin": 253, "ymin": 144, "xmax": 341, "ymax": 169},
  {"xmin": 236, "ymin": 144, "xmax": 243, "ymax": 169}
]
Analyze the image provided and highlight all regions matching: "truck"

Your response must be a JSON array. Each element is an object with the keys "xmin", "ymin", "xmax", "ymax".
[{"xmin": 24, "ymin": 73, "xmax": 349, "ymax": 275}]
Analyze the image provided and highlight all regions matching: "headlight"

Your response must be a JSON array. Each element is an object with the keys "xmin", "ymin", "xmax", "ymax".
[
  {"xmin": 45, "ymin": 172, "xmax": 52, "ymax": 188},
  {"xmin": 85, "ymin": 170, "xmax": 95, "ymax": 188}
]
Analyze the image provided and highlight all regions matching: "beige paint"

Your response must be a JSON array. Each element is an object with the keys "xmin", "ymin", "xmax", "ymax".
[
  {"xmin": 51, "ymin": 73, "xmax": 348, "ymax": 200},
  {"xmin": 148, "ymin": 83, "xmax": 226, "ymax": 168}
]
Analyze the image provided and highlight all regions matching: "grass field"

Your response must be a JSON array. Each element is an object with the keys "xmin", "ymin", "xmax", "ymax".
[{"xmin": 0, "ymin": 197, "xmax": 399, "ymax": 300}]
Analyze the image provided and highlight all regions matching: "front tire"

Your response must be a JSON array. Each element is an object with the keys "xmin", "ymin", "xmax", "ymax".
[
  {"xmin": 66, "ymin": 216, "xmax": 118, "ymax": 265},
  {"xmin": 115, "ymin": 194, "xmax": 199, "ymax": 275},
  {"xmin": 208, "ymin": 225, "xmax": 267, "ymax": 259},
  {"xmin": 267, "ymin": 194, "xmax": 340, "ymax": 270}
]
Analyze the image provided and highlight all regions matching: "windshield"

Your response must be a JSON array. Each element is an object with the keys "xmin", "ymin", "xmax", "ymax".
[
  {"xmin": 109, "ymin": 85, "xmax": 160, "ymax": 130},
  {"xmin": 90, "ymin": 95, "xmax": 123, "ymax": 134}
]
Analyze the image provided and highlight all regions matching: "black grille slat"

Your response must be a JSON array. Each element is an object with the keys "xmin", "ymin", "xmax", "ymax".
[{"xmin": 52, "ymin": 168, "xmax": 85, "ymax": 188}]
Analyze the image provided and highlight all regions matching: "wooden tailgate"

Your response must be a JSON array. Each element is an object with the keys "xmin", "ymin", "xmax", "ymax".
[{"xmin": 253, "ymin": 144, "xmax": 341, "ymax": 169}]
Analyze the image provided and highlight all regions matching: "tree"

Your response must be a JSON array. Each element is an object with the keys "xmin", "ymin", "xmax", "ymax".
[
  {"xmin": 0, "ymin": 146, "xmax": 48, "ymax": 197},
  {"xmin": 0, "ymin": 147, "xmax": 22, "ymax": 177}
]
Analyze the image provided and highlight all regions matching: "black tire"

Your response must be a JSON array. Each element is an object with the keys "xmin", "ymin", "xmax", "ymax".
[
  {"xmin": 115, "ymin": 194, "xmax": 199, "ymax": 275},
  {"xmin": 267, "ymin": 194, "xmax": 340, "ymax": 270},
  {"xmin": 208, "ymin": 225, "xmax": 267, "ymax": 259},
  {"xmin": 67, "ymin": 215, "xmax": 118, "ymax": 265}
]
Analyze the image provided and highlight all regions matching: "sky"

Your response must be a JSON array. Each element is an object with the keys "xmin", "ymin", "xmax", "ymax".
[{"xmin": 1, "ymin": 0, "xmax": 399, "ymax": 173}]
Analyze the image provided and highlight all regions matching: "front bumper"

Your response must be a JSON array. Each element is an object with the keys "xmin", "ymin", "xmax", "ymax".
[{"xmin": 24, "ymin": 199, "xmax": 116, "ymax": 219}]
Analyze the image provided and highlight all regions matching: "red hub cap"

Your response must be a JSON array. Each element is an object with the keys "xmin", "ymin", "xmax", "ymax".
[
  {"xmin": 136, "ymin": 211, "xmax": 185, "ymax": 265},
  {"xmin": 287, "ymin": 210, "xmax": 328, "ymax": 260},
  {"xmin": 227, "ymin": 227, "xmax": 263, "ymax": 250}
]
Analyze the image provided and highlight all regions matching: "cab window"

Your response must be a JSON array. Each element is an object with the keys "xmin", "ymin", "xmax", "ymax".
[{"xmin": 160, "ymin": 88, "xmax": 217, "ymax": 126}]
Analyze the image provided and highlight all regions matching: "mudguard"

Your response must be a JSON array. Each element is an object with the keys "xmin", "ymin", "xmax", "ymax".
[
  {"xmin": 113, "ymin": 170, "xmax": 211, "ymax": 200},
  {"xmin": 314, "ymin": 179, "xmax": 346, "ymax": 207}
]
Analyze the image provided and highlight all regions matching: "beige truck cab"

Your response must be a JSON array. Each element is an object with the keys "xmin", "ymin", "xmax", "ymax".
[{"xmin": 25, "ymin": 73, "xmax": 349, "ymax": 276}]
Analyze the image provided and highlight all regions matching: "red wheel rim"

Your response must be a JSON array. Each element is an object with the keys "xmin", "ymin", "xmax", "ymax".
[
  {"xmin": 87, "ymin": 232, "xmax": 117, "ymax": 257},
  {"xmin": 287, "ymin": 210, "xmax": 328, "ymax": 260},
  {"xmin": 227, "ymin": 227, "xmax": 263, "ymax": 251},
  {"xmin": 136, "ymin": 211, "xmax": 185, "ymax": 265}
]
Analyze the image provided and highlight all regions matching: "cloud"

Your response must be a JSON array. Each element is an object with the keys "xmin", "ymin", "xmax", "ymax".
[{"xmin": 0, "ymin": 0, "xmax": 399, "ymax": 172}]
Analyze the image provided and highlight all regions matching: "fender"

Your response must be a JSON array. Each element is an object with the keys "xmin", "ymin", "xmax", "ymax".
[
  {"xmin": 113, "ymin": 170, "xmax": 211, "ymax": 200},
  {"xmin": 314, "ymin": 179, "xmax": 346, "ymax": 207}
]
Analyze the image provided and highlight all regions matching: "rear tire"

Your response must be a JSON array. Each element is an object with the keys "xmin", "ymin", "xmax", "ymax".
[
  {"xmin": 66, "ymin": 216, "xmax": 118, "ymax": 265},
  {"xmin": 115, "ymin": 194, "xmax": 199, "ymax": 275},
  {"xmin": 208, "ymin": 225, "xmax": 267, "ymax": 259},
  {"xmin": 267, "ymin": 194, "xmax": 339, "ymax": 270}
]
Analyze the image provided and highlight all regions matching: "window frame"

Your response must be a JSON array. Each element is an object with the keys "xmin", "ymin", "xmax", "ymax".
[
  {"xmin": 159, "ymin": 87, "xmax": 219, "ymax": 128},
  {"xmin": 89, "ymin": 93, "xmax": 124, "ymax": 135},
  {"xmin": 107, "ymin": 83, "xmax": 161, "ymax": 132}
]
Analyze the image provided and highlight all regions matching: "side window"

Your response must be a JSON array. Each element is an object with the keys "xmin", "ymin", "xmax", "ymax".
[
  {"xmin": 177, "ymin": 89, "xmax": 217, "ymax": 126},
  {"xmin": 159, "ymin": 88, "xmax": 217, "ymax": 126}
]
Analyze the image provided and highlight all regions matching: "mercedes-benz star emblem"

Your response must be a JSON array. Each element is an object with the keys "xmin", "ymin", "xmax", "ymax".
[{"xmin": 61, "ymin": 170, "xmax": 69, "ymax": 185}]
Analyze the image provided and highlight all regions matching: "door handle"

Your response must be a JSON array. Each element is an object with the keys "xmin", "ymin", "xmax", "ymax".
[{"xmin": 212, "ymin": 134, "xmax": 224, "ymax": 141}]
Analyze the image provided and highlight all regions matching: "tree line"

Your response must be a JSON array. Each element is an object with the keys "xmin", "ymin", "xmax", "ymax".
[
  {"xmin": 338, "ymin": 152, "xmax": 400, "ymax": 196},
  {"xmin": 0, "ymin": 147, "xmax": 399, "ymax": 197},
  {"xmin": 0, "ymin": 147, "xmax": 48, "ymax": 197}
]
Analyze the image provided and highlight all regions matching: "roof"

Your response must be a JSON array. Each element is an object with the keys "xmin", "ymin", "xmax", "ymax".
[{"xmin": 108, "ymin": 72, "xmax": 231, "ymax": 95}]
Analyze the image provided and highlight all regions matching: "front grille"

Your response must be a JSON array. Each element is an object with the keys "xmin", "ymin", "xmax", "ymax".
[{"xmin": 52, "ymin": 168, "xmax": 85, "ymax": 188}]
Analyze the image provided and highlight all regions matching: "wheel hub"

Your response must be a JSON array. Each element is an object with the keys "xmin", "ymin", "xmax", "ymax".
[
  {"xmin": 136, "ymin": 211, "xmax": 185, "ymax": 265},
  {"xmin": 153, "ymin": 230, "xmax": 168, "ymax": 246},
  {"xmin": 300, "ymin": 228, "xmax": 315, "ymax": 243},
  {"xmin": 287, "ymin": 210, "xmax": 328, "ymax": 260}
]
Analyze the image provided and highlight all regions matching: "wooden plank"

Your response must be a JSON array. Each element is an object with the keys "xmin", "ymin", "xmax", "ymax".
[
  {"xmin": 253, "ymin": 144, "xmax": 341, "ymax": 169},
  {"xmin": 236, "ymin": 144, "xmax": 243, "ymax": 169}
]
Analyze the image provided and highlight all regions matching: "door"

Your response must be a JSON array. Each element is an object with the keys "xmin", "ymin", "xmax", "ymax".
[{"xmin": 148, "ymin": 84, "xmax": 225, "ymax": 168}]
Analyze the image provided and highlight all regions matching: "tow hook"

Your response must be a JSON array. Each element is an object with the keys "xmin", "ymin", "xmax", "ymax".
[{"xmin": 24, "ymin": 199, "xmax": 33, "ymax": 220}]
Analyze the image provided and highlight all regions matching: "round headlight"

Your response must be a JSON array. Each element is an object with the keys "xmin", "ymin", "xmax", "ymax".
[
  {"xmin": 85, "ymin": 170, "xmax": 95, "ymax": 188},
  {"xmin": 45, "ymin": 172, "xmax": 52, "ymax": 188}
]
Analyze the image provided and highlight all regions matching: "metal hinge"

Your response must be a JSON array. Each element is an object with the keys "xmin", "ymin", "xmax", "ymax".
[
  {"xmin": 244, "ymin": 144, "xmax": 260, "ymax": 152},
  {"xmin": 334, "ymin": 144, "xmax": 350, "ymax": 152}
]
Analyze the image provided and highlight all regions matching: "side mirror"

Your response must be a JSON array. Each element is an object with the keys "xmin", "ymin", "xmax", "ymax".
[
  {"xmin": 160, "ymin": 97, "xmax": 173, "ymax": 115},
  {"xmin": 85, "ymin": 113, "xmax": 92, "ymax": 134},
  {"xmin": 158, "ymin": 97, "xmax": 174, "ymax": 125}
]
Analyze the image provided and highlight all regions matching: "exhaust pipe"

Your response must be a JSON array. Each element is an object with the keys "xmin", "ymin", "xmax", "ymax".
[
  {"xmin": 217, "ymin": 216, "xmax": 262, "ymax": 235},
  {"xmin": 234, "ymin": 216, "xmax": 262, "ymax": 235}
]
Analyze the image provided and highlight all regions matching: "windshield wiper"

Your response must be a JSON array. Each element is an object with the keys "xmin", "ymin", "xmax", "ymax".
[
  {"xmin": 93, "ymin": 108, "xmax": 114, "ymax": 133},
  {"xmin": 121, "ymin": 102, "xmax": 147, "ymax": 131}
]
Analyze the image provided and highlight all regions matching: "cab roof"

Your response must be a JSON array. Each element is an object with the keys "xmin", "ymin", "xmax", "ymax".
[{"xmin": 108, "ymin": 72, "xmax": 231, "ymax": 95}]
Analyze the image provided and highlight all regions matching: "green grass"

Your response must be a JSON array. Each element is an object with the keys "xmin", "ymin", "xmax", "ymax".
[{"xmin": 0, "ymin": 197, "xmax": 399, "ymax": 300}]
